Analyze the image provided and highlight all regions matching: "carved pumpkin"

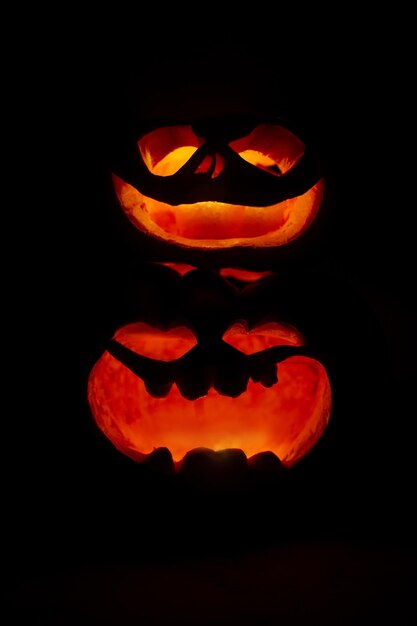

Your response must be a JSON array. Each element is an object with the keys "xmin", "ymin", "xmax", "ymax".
[
  {"xmin": 88, "ymin": 318, "xmax": 331, "ymax": 468},
  {"xmin": 109, "ymin": 117, "xmax": 327, "ymax": 268},
  {"xmin": 84, "ymin": 261, "xmax": 390, "ymax": 494}
]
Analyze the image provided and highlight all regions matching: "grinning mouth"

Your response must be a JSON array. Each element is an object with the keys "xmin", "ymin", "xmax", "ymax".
[{"xmin": 113, "ymin": 174, "xmax": 324, "ymax": 247}]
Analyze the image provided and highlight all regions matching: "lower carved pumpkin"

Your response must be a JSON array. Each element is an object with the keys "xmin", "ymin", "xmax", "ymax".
[{"xmin": 88, "ymin": 320, "xmax": 331, "ymax": 468}]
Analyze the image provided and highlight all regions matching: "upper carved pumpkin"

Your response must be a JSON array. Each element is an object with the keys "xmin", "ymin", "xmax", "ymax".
[{"xmin": 111, "ymin": 120, "xmax": 325, "ymax": 251}]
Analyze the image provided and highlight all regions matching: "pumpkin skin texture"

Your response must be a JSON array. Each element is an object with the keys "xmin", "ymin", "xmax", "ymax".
[{"xmin": 88, "ymin": 320, "xmax": 331, "ymax": 468}]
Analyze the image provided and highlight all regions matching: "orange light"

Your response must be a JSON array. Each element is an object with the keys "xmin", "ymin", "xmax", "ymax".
[
  {"xmin": 88, "ymin": 323, "xmax": 331, "ymax": 467},
  {"xmin": 160, "ymin": 262, "xmax": 196, "ymax": 276},
  {"xmin": 113, "ymin": 124, "xmax": 324, "ymax": 250},
  {"xmin": 219, "ymin": 268, "xmax": 274, "ymax": 282},
  {"xmin": 114, "ymin": 174, "xmax": 324, "ymax": 247},
  {"xmin": 160, "ymin": 264, "xmax": 273, "ymax": 282}
]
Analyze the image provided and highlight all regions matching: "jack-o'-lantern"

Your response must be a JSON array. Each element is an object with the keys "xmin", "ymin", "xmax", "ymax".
[
  {"xmin": 109, "ymin": 116, "xmax": 328, "ymax": 269},
  {"xmin": 85, "ymin": 263, "xmax": 389, "ymax": 481},
  {"xmin": 87, "ymin": 267, "xmax": 332, "ymax": 470}
]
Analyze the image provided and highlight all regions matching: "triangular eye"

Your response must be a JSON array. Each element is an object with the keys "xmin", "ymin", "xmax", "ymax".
[
  {"xmin": 138, "ymin": 126, "xmax": 203, "ymax": 175},
  {"xmin": 223, "ymin": 321, "xmax": 304, "ymax": 354},
  {"xmin": 112, "ymin": 322, "xmax": 197, "ymax": 361},
  {"xmin": 230, "ymin": 124, "xmax": 305, "ymax": 175}
]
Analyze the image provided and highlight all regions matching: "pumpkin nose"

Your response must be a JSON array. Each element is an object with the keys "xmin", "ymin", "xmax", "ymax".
[{"xmin": 194, "ymin": 152, "xmax": 225, "ymax": 179}]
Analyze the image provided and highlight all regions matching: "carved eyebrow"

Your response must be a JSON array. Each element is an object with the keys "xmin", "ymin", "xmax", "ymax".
[
  {"xmin": 247, "ymin": 344, "xmax": 310, "ymax": 368},
  {"xmin": 106, "ymin": 336, "xmax": 311, "ymax": 401},
  {"xmin": 106, "ymin": 339, "xmax": 176, "ymax": 382},
  {"xmin": 111, "ymin": 135, "xmax": 321, "ymax": 207}
]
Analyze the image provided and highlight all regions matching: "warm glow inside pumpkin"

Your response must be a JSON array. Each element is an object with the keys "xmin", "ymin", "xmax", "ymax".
[
  {"xmin": 161, "ymin": 263, "xmax": 273, "ymax": 281},
  {"xmin": 113, "ymin": 124, "xmax": 324, "ymax": 249},
  {"xmin": 88, "ymin": 322, "xmax": 331, "ymax": 467}
]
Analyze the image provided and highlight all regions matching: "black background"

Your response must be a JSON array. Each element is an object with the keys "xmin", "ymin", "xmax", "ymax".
[{"xmin": 8, "ymin": 16, "xmax": 416, "ymax": 625}]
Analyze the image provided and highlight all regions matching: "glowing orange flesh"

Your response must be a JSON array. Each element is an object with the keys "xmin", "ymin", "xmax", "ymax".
[
  {"xmin": 160, "ymin": 262, "xmax": 196, "ymax": 276},
  {"xmin": 161, "ymin": 264, "xmax": 273, "ymax": 282},
  {"xmin": 114, "ymin": 170, "xmax": 323, "ymax": 248},
  {"xmin": 219, "ymin": 268, "xmax": 273, "ymax": 281},
  {"xmin": 113, "ymin": 123, "xmax": 324, "ymax": 249},
  {"xmin": 88, "ymin": 324, "xmax": 331, "ymax": 467}
]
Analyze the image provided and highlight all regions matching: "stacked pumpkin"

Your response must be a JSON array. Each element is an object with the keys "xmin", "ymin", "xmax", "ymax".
[{"xmin": 87, "ymin": 113, "xmax": 339, "ymax": 478}]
